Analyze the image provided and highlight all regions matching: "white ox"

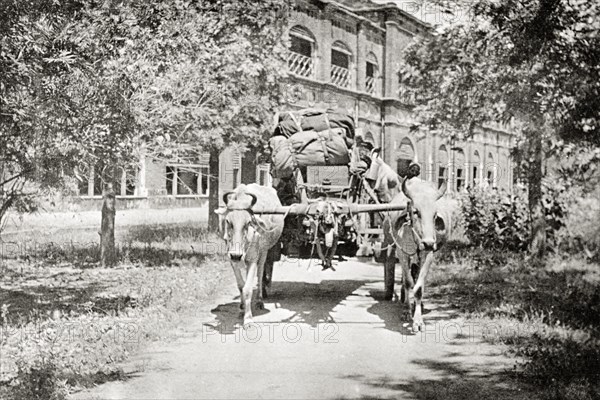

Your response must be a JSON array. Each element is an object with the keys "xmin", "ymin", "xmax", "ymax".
[
  {"xmin": 371, "ymin": 160, "xmax": 448, "ymax": 331},
  {"xmin": 215, "ymin": 184, "xmax": 284, "ymax": 326}
]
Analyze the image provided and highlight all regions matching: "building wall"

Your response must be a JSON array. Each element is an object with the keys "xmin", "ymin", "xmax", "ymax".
[
  {"xmin": 64, "ymin": 0, "xmax": 514, "ymax": 214},
  {"xmin": 281, "ymin": 0, "xmax": 514, "ymax": 194}
]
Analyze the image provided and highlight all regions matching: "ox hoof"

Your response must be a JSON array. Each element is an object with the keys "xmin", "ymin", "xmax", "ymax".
[
  {"xmin": 412, "ymin": 320, "xmax": 425, "ymax": 332},
  {"xmin": 239, "ymin": 302, "xmax": 245, "ymax": 310},
  {"xmin": 255, "ymin": 300, "xmax": 265, "ymax": 310}
]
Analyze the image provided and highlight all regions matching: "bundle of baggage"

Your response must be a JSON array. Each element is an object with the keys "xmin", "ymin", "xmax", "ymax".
[{"xmin": 269, "ymin": 108, "xmax": 372, "ymax": 179}]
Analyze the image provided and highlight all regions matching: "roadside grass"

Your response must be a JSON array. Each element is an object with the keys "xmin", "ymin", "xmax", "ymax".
[
  {"xmin": 429, "ymin": 242, "xmax": 600, "ymax": 400},
  {"xmin": 0, "ymin": 224, "xmax": 231, "ymax": 400}
]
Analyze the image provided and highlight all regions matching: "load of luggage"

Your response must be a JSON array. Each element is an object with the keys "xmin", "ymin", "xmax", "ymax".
[{"xmin": 269, "ymin": 108, "xmax": 357, "ymax": 179}]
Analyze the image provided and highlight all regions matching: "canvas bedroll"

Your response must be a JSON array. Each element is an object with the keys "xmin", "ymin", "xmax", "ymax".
[
  {"xmin": 269, "ymin": 108, "xmax": 355, "ymax": 179},
  {"xmin": 274, "ymin": 108, "xmax": 355, "ymax": 144},
  {"xmin": 269, "ymin": 128, "xmax": 351, "ymax": 178}
]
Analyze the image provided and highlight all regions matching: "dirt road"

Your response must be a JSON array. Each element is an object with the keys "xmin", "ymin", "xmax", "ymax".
[{"xmin": 72, "ymin": 258, "xmax": 534, "ymax": 400}]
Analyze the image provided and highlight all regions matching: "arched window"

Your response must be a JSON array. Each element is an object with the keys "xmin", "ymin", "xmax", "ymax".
[
  {"xmin": 288, "ymin": 26, "xmax": 315, "ymax": 78},
  {"xmin": 454, "ymin": 148, "xmax": 465, "ymax": 192},
  {"xmin": 331, "ymin": 41, "xmax": 352, "ymax": 88},
  {"xmin": 486, "ymin": 152, "xmax": 496, "ymax": 187},
  {"xmin": 396, "ymin": 137, "xmax": 415, "ymax": 177},
  {"xmin": 365, "ymin": 52, "xmax": 379, "ymax": 94},
  {"xmin": 437, "ymin": 145, "xmax": 448, "ymax": 189},
  {"xmin": 472, "ymin": 150, "xmax": 481, "ymax": 187}
]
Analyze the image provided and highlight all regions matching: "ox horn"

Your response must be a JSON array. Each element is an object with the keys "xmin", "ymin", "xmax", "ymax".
[
  {"xmin": 247, "ymin": 193, "xmax": 258, "ymax": 208},
  {"xmin": 437, "ymin": 181, "xmax": 447, "ymax": 200},
  {"xmin": 223, "ymin": 192, "xmax": 235, "ymax": 206},
  {"xmin": 401, "ymin": 177, "xmax": 414, "ymax": 201}
]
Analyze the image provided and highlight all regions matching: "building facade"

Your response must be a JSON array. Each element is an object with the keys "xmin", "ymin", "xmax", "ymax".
[
  {"xmin": 278, "ymin": 0, "xmax": 514, "ymax": 194},
  {"xmin": 71, "ymin": 0, "xmax": 513, "ymax": 213}
]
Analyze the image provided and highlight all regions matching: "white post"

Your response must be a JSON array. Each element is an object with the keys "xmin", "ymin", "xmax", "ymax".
[{"xmin": 137, "ymin": 145, "xmax": 147, "ymax": 197}]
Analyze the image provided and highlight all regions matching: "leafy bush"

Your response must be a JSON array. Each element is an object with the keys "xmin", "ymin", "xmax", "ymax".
[
  {"xmin": 8, "ymin": 358, "xmax": 69, "ymax": 400},
  {"xmin": 459, "ymin": 186, "xmax": 530, "ymax": 251},
  {"xmin": 458, "ymin": 182, "xmax": 588, "ymax": 253},
  {"xmin": 555, "ymin": 185, "xmax": 600, "ymax": 259}
]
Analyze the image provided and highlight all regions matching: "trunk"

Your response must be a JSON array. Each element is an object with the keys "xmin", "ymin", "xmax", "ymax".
[
  {"xmin": 208, "ymin": 149, "xmax": 220, "ymax": 232},
  {"xmin": 0, "ymin": 194, "xmax": 15, "ymax": 235},
  {"xmin": 528, "ymin": 130, "xmax": 546, "ymax": 258},
  {"xmin": 100, "ymin": 183, "xmax": 116, "ymax": 267}
]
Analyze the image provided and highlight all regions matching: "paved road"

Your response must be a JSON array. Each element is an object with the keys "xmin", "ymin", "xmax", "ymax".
[{"xmin": 72, "ymin": 258, "xmax": 532, "ymax": 400}]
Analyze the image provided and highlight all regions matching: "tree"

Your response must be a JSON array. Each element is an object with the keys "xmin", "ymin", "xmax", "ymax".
[
  {"xmin": 0, "ymin": 0, "xmax": 92, "ymax": 231},
  {"xmin": 92, "ymin": 0, "xmax": 290, "ymax": 231},
  {"xmin": 2, "ymin": 0, "xmax": 289, "ymax": 262},
  {"xmin": 399, "ymin": 0, "xmax": 599, "ymax": 256}
]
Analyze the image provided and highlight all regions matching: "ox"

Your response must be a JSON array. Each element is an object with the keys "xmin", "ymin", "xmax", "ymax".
[
  {"xmin": 372, "ymin": 161, "xmax": 447, "ymax": 331},
  {"xmin": 215, "ymin": 184, "xmax": 284, "ymax": 326}
]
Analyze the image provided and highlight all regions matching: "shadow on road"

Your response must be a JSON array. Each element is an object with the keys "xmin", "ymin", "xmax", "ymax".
[
  {"xmin": 209, "ymin": 279, "xmax": 370, "ymax": 333},
  {"xmin": 337, "ymin": 358, "xmax": 532, "ymax": 400},
  {"xmin": 364, "ymin": 289, "xmax": 415, "ymax": 337},
  {"xmin": 209, "ymin": 274, "xmax": 463, "ymax": 337},
  {"xmin": 208, "ymin": 300, "xmax": 271, "ymax": 334},
  {"xmin": 269, "ymin": 280, "xmax": 368, "ymax": 326}
]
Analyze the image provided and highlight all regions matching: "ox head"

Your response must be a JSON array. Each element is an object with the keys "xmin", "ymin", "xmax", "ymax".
[
  {"xmin": 214, "ymin": 191, "xmax": 259, "ymax": 261},
  {"xmin": 402, "ymin": 178, "xmax": 447, "ymax": 251},
  {"xmin": 371, "ymin": 157, "xmax": 402, "ymax": 203}
]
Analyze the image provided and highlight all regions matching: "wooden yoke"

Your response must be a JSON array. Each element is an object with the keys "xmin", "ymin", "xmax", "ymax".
[{"xmin": 252, "ymin": 203, "xmax": 407, "ymax": 215}]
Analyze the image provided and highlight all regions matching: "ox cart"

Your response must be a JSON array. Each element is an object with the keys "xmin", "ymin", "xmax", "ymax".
[{"xmin": 255, "ymin": 108, "xmax": 405, "ymax": 271}]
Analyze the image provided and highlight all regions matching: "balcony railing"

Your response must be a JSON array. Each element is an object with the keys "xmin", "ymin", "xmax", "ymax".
[
  {"xmin": 288, "ymin": 52, "xmax": 313, "ymax": 78},
  {"xmin": 330, "ymin": 65, "xmax": 350, "ymax": 88},
  {"xmin": 365, "ymin": 76, "xmax": 376, "ymax": 94}
]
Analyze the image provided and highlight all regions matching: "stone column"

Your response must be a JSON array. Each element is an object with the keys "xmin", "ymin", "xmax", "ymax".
[
  {"xmin": 320, "ymin": 6, "xmax": 334, "ymax": 83},
  {"xmin": 464, "ymin": 140, "xmax": 471, "ymax": 190},
  {"xmin": 383, "ymin": 21, "xmax": 400, "ymax": 98},
  {"xmin": 356, "ymin": 21, "xmax": 366, "ymax": 92}
]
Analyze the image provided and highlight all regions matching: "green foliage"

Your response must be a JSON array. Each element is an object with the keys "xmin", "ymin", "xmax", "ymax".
[
  {"xmin": 555, "ymin": 186, "xmax": 600, "ymax": 259},
  {"xmin": 9, "ymin": 359, "xmax": 69, "ymax": 400},
  {"xmin": 458, "ymin": 183, "xmax": 580, "ymax": 252},
  {"xmin": 0, "ymin": 244, "xmax": 230, "ymax": 398},
  {"xmin": 459, "ymin": 187, "xmax": 530, "ymax": 251},
  {"xmin": 547, "ymin": 140, "xmax": 600, "ymax": 193},
  {"xmin": 400, "ymin": 0, "xmax": 600, "ymax": 142},
  {"xmin": 517, "ymin": 333, "xmax": 600, "ymax": 388},
  {"xmin": 0, "ymin": 0, "xmax": 90, "ymax": 225},
  {"xmin": 1, "ymin": 0, "xmax": 290, "ymax": 230},
  {"xmin": 74, "ymin": 0, "xmax": 290, "ymax": 161},
  {"xmin": 430, "ymin": 249, "xmax": 600, "ymax": 399},
  {"xmin": 400, "ymin": 0, "xmax": 600, "ymax": 254}
]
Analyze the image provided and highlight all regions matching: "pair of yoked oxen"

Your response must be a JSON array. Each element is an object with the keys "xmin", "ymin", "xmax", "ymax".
[{"xmin": 216, "ymin": 156, "xmax": 447, "ymax": 331}]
